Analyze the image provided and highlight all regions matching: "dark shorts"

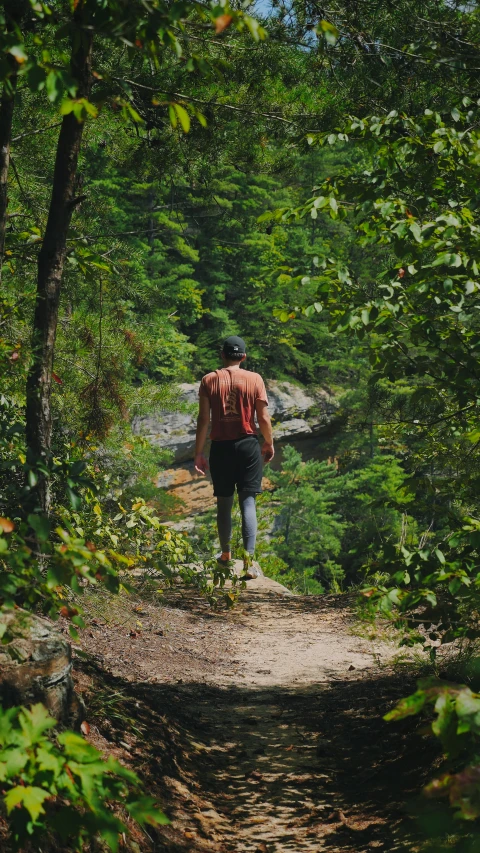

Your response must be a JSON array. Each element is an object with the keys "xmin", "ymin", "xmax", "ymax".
[{"xmin": 209, "ymin": 435, "xmax": 263, "ymax": 497}]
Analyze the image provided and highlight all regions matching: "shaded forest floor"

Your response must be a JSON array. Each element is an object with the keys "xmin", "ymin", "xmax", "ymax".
[{"xmin": 67, "ymin": 568, "xmax": 444, "ymax": 853}]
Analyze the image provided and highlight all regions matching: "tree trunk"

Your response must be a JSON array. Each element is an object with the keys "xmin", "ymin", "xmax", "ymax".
[
  {"xmin": 0, "ymin": 608, "xmax": 84, "ymax": 726},
  {"xmin": 25, "ymin": 11, "xmax": 93, "ymax": 512},
  {"xmin": 0, "ymin": 0, "xmax": 29, "ymax": 279},
  {"xmin": 0, "ymin": 59, "xmax": 17, "ymax": 278}
]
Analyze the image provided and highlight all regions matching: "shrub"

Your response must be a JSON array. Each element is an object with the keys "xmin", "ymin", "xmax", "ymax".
[{"xmin": 0, "ymin": 703, "xmax": 168, "ymax": 851}]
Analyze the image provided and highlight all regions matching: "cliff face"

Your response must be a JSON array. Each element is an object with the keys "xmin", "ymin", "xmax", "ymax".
[{"xmin": 133, "ymin": 380, "xmax": 339, "ymax": 464}]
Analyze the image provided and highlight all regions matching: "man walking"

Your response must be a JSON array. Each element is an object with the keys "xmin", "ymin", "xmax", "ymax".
[{"xmin": 194, "ymin": 336, "xmax": 274, "ymax": 577}]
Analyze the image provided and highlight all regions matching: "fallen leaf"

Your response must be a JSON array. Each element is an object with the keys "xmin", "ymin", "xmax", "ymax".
[
  {"xmin": 59, "ymin": 606, "xmax": 79, "ymax": 618},
  {"xmin": 52, "ymin": 372, "xmax": 63, "ymax": 385}
]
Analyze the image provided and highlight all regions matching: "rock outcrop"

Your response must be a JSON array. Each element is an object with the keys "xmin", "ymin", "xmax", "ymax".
[{"xmin": 133, "ymin": 380, "xmax": 338, "ymax": 464}]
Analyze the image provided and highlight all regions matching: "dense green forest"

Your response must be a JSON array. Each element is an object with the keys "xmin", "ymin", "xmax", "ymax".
[{"xmin": 3, "ymin": 0, "xmax": 480, "ymax": 848}]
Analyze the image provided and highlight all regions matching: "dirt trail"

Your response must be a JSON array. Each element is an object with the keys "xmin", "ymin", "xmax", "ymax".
[{"xmin": 76, "ymin": 567, "xmax": 435, "ymax": 853}]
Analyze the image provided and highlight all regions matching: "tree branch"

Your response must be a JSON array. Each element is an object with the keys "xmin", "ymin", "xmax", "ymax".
[{"xmin": 114, "ymin": 77, "xmax": 302, "ymax": 126}]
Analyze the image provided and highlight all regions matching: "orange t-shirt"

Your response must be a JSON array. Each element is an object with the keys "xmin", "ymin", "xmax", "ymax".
[{"xmin": 199, "ymin": 368, "xmax": 268, "ymax": 441}]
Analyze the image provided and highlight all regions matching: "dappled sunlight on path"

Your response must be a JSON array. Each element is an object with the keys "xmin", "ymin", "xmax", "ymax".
[{"xmin": 76, "ymin": 572, "xmax": 436, "ymax": 852}]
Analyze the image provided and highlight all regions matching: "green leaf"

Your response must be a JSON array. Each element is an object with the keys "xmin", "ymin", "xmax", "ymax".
[
  {"xmin": 244, "ymin": 15, "xmax": 266, "ymax": 42},
  {"xmin": 455, "ymin": 688, "xmax": 480, "ymax": 733},
  {"xmin": 173, "ymin": 103, "xmax": 190, "ymax": 133},
  {"xmin": 37, "ymin": 746, "xmax": 63, "ymax": 777},
  {"xmin": 4, "ymin": 748, "xmax": 28, "ymax": 777},
  {"xmin": 317, "ymin": 19, "xmax": 339, "ymax": 45},
  {"xmin": 9, "ymin": 45, "xmax": 28, "ymax": 63},
  {"xmin": 66, "ymin": 760, "xmax": 107, "ymax": 802},
  {"xmin": 168, "ymin": 104, "xmax": 177, "ymax": 129},
  {"xmin": 431, "ymin": 252, "xmax": 462, "ymax": 268},
  {"xmin": 0, "ymin": 708, "xmax": 18, "ymax": 746},
  {"xmin": 384, "ymin": 689, "xmax": 427, "ymax": 721},
  {"xmin": 26, "ymin": 64, "xmax": 46, "ymax": 91},
  {"xmin": 27, "ymin": 513, "xmax": 51, "ymax": 542},
  {"xmin": 5, "ymin": 785, "xmax": 50, "ymax": 822},
  {"xmin": 432, "ymin": 692, "xmax": 458, "ymax": 754},
  {"xmin": 45, "ymin": 71, "xmax": 62, "ymax": 103},
  {"xmin": 409, "ymin": 222, "xmax": 422, "ymax": 243},
  {"xmin": 66, "ymin": 487, "xmax": 82, "ymax": 511},
  {"xmin": 58, "ymin": 732, "xmax": 101, "ymax": 763},
  {"xmin": 127, "ymin": 797, "xmax": 170, "ymax": 826},
  {"xmin": 19, "ymin": 704, "xmax": 56, "ymax": 741},
  {"xmin": 257, "ymin": 211, "xmax": 274, "ymax": 223}
]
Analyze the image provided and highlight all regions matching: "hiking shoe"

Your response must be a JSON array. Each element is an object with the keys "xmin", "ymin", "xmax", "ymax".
[
  {"xmin": 241, "ymin": 559, "xmax": 264, "ymax": 580},
  {"xmin": 216, "ymin": 554, "xmax": 235, "ymax": 568}
]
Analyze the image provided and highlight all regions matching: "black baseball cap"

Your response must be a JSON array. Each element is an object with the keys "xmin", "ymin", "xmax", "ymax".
[{"xmin": 222, "ymin": 335, "xmax": 246, "ymax": 357}]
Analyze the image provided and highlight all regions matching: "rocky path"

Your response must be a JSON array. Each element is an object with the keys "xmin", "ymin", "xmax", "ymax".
[{"xmin": 77, "ymin": 568, "xmax": 435, "ymax": 853}]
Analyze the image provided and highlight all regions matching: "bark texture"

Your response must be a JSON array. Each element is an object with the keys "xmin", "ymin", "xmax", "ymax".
[
  {"xmin": 25, "ymin": 10, "xmax": 93, "ymax": 511},
  {"xmin": 0, "ymin": 608, "xmax": 83, "ymax": 725},
  {"xmin": 0, "ymin": 0, "xmax": 29, "ymax": 277},
  {"xmin": 0, "ymin": 58, "xmax": 17, "ymax": 276}
]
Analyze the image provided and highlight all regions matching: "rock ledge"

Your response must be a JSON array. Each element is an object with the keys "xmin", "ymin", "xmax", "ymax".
[{"xmin": 133, "ymin": 380, "xmax": 338, "ymax": 463}]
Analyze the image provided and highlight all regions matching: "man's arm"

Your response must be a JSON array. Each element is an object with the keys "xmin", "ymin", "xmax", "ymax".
[
  {"xmin": 256, "ymin": 399, "xmax": 274, "ymax": 463},
  {"xmin": 194, "ymin": 394, "xmax": 211, "ymax": 474}
]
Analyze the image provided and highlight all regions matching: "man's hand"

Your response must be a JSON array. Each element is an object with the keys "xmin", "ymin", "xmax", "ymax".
[
  {"xmin": 256, "ymin": 400, "xmax": 274, "ymax": 463},
  {"xmin": 194, "ymin": 453, "xmax": 209, "ymax": 475},
  {"xmin": 262, "ymin": 442, "xmax": 274, "ymax": 463}
]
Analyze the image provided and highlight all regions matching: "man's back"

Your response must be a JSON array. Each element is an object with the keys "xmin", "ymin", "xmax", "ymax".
[{"xmin": 199, "ymin": 367, "xmax": 268, "ymax": 441}]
